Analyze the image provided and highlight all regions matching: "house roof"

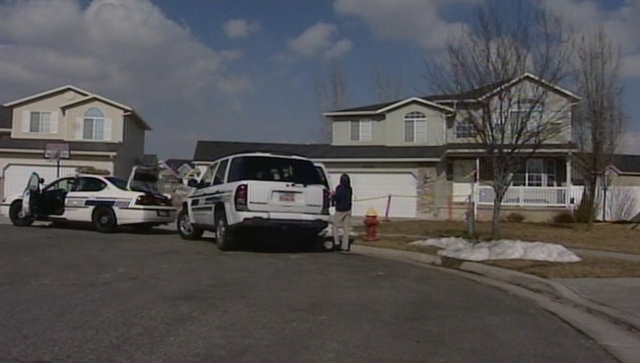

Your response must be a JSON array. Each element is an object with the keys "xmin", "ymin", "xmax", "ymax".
[
  {"xmin": 0, "ymin": 138, "xmax": 123, "ymax": 153},
  {"xmin": 323, "ymin": 97, "xmax": 454, "ymax": 116},
  {"xmin": 611, "ymin": 154, "xmax": 640, "ymax": 174},
  {"xmin": 193, "ymin": 141, "xmax": 445, "ymax": 162},
  {"xmin": 326, "ymin": 73, "xmax": 580, "ymax": 115},
  {"xmin": 2, "ymin": 85, "xmax": 151, "ymax": 131},
  {"xmin": 3, "ymin": 85, "xmax": 91, "ymax": 107},
  {"xmin": 0, "ymin": 106, "xmax": 11, "ymax": 129}
]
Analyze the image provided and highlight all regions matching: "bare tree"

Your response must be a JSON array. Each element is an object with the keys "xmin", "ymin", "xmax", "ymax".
[
  {"xmin": 315, "ymin": 62, "xmax": 350, "ymax": 143},
  {"xmin": 572, "ymin": 27, "xmax": 626, "ymax": 227},
  {"xmin": 425, "ymin": 0, "xmax": 573, "ymax": 239},
  {"xmin": 370, "ymin": 65, "xmax": 406, "ymax": 103}
]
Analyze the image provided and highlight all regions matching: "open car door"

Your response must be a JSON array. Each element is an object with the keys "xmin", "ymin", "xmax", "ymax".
[{"xmin": 21, "ymin": 172, "xmax": 42, "ymax": 218}]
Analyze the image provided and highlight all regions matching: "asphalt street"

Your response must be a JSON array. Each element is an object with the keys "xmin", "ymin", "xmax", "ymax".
[{"xmin": 0, "ymin": 225, "xmax": 619, "ymax": 363}]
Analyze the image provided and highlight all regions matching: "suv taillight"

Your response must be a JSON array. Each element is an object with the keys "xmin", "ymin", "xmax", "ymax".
[
  {"xmin": 235, "ymin": 184, "xmax": 249, "ymax": 211},
  {"xmin": 322, "ymin": 188, "xmax": 330, "ymax": 215}
]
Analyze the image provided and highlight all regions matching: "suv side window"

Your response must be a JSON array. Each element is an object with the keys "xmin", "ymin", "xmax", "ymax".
[
  {"xmin": 199, "ymin": 162, "xmax": 218, "ymax": 188},
  {"xmin": 213, "ymin": 159, "xmax": 229, "ymax": 185}
]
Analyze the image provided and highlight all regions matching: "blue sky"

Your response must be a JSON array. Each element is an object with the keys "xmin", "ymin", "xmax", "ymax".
[{"xmin": 1, "ymin": 0, "xmax": 640, "ymax": 159}]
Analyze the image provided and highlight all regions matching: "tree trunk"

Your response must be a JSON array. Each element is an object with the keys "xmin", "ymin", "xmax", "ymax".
[{"xmin": 491, "ymin": 186, "xmax": 506, "ymax": 240}]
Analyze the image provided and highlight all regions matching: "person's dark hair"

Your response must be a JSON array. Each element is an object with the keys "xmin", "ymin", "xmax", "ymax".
[{"xmin": 339, "ymin": 173, "xmax": 351, "ymax": 187}]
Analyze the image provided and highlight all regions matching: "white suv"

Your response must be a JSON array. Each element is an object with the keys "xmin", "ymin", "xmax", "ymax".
[{"xmin": 177, "ymin": 152, "xmax": 331, "ymax": 250}]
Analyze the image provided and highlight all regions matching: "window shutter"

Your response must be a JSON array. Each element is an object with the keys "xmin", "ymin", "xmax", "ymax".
[
  {"xmin": 75, "ymin": 118, "xmax": 84, "ymax": 140},
  {"xmin": 104, "ymin": 118, "xmax": 112, "ymax": 141},
  {"xmin": 22, "ymin": 111, "xmax": 30, "ymax": 132},
  {"xmin": 50, "ymin": 112, "xmax": 59, "ymax": 134}
]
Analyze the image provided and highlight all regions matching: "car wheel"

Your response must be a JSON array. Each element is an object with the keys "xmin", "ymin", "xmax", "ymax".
[
  {"xmin": 92, "ymin": 206, "xmax": 118, "ymax": 233},
  {"xmin": 9, "ymin": 200, "xmax": 34, "ymax": 227},
  {"xmin": 215, "ymin": 213, "xmax": 236, "ymax": 251},
  {"xmin": 176, "ymin": 209, "xmax": 203, "ymax": 240}
]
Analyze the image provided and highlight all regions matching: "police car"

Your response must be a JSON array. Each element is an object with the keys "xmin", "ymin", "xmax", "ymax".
[{"xmin": 0, "ymin": 167, "xmax": 177, "ymax": 233}]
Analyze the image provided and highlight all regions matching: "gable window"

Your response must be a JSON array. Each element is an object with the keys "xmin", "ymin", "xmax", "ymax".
[
  {"xmin": 75, "ymin": 107, "xmax": 111, "ymax": 141},
  {"xmin": 404, "ymin": 111, "xmax": 426, "ymax": 143},
  {"xmin": 83, "ymin": 107, "xmax": 107, "ymax": 140},
  {"xmin": 22, "ymin": 111, "xmax": 58, "ymax": 134},
  {"xmin": 350, "ymin": 120, "xmax": 372, "ymax": 141},
  {"xmin": 455, "ymin": 118, "xmax": 477, "ymax": 138}
]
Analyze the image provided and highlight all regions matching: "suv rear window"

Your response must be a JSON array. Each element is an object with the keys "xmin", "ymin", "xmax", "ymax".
[{"xmin": 227, "ymin": 156, "xmax": 323, "ymax": 185}]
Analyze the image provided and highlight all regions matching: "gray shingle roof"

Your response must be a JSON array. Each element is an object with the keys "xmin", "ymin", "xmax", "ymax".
[
  {"xmin": 193, "ymin": 141, "xmax": 445, "ymax": 162},
  {"xmin": 612, "ymin": 154, "xmax": 640, "ymax": 174}
]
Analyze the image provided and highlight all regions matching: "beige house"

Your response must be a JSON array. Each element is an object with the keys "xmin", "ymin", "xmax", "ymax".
[
  {"xmin": 192, "ymin": 73, "xmax": 640, "ymax": 222},
  {"xmin": 0, "ymin": 85, "xmax": 150, "ymax": 200}
]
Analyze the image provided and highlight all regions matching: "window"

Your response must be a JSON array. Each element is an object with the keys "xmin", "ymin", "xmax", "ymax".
[
  {"xmin": 227, "ymin": 156, "xmax": 323, "ymax": 185},
  {"xmin": 404, "ymin": 112, "xmax": 427, "ymax": 143},
  {"xmin": 73, "ymin": 177, "xmax": 106, "ymax": 192},
  {"xmin": 199, "ymin": 162, "xmax": 218, "ymax": 188},
  {"xmin": 213, "ymin": 159, "xmax": 229, "ymax": 185},
  {"xmin": 83, "ymin": 107, "xmax": 107, "ymax": 140},
  {"xmin": 29, "ymin": 112, "xmax": 52, "ymax": 133},
  {"xmin": 44, "ymin": 178, "xmax": 75, "ymax": 193},
  {"xmin": 350, "ymin": 120, "xmax": 372, "ymax": 141},
  {"xmin": 455, "ymin": 118, "xmax": 477, "ymax": 138},
  {"xmin": 511, "ymin": 159, "xmax": 557, "ymax": 187}
]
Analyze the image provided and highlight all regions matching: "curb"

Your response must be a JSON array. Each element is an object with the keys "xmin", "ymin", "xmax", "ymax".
[{"xmin": 350, "ymin": 244, "xmax": 640, "ymax": 334}]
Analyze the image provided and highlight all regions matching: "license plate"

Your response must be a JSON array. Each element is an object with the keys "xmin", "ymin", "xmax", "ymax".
[
  {"xmin": 279, "ymin": 192, "xmax": 296, "ymax": 202},
  {"xmin": 157, "ymin": 210, "xmax": 169, "ymax": 217}
]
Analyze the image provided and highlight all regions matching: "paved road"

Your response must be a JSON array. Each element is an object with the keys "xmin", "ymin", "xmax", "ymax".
[{"xmin": 0, "ymin": 225, "xmax": 618, "ymax": 363}]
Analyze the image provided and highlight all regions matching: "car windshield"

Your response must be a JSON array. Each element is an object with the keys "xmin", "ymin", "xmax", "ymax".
[{"xmin": 227, "ymin": 156, "xmax": 323, "ymax": 185}]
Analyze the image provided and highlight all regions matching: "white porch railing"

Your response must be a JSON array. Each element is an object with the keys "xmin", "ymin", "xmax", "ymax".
[{"xmin": 475, "ymin": 185, "xmax": 584, "ymax": 207}]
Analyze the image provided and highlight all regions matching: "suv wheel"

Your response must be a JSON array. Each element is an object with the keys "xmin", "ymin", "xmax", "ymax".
[
  {"xmin": 177, "ymin": 209, "xmax": 204, "ymax": 240},
  {"xmin": 215, "ymin": 213, "xmax": 236, "ymax": 251}
]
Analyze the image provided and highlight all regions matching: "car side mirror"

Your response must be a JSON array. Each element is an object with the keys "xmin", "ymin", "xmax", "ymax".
[{"xmin": 187, "ymin": 179, "xmax": 199, "ymax": 188}]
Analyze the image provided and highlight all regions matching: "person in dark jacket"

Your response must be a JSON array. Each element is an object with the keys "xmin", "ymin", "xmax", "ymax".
[{"xmin": 332, "ymin": 173, "xmax": 353, "ymax": 251}]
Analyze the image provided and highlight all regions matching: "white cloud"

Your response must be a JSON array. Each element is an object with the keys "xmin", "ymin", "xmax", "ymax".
[
  {"xmin": 287, "ymin": 22, "xmax": 353, "ymax": 60},
  {"xmin": 333, "ymin": 0, "xmax": 473, "ymax": 50},
  {"xmin": 0, "ymin": 0, "xmax": 254, "ymax": 158},
  {"xmin": 223, "ymin": 19, "xmax": 260, "ymax": 39},
  {"xmin": 539, "ymin": 0, "xmax": 640, "ymax": 78}
]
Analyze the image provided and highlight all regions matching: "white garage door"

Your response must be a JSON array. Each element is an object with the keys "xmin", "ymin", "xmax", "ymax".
[
  {"xmin": 329, "ymin": 172, "xmax": 417, "ymax": 218},
  {"xmin": 3, "ymin": 164, "xmax": 79, "ymax": 200}
]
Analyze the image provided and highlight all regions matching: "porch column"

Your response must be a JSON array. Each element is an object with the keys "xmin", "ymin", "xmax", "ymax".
[
  {"xmin": 566, "ymin": 154, "xmax": 573, "ymax": 207},
  {"xmin": 566, "ymin": 153, "xmax": 572, "ymax": 187},
  {"xmin": 474, "ymin": 157, "xmax": 480, "ymax": 217}
]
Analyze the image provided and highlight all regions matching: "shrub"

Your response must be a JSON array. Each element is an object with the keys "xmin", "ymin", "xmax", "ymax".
[
  {"xmin": 506, "ymin": 212, "xmax": 525, "ymax": 223},
  {"xmin": 553, "ymin": 211, "xmax": 577, "ymax": 224}
]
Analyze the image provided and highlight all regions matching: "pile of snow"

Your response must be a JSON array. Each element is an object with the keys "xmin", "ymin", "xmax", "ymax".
[{"xmin": 409, "ymin": 238, "xmax": 581, "ymax": 262}]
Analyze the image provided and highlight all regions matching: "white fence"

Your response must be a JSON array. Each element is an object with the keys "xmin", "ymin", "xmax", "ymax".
[{"xmin": 468, "ymin": 184, "xmax": 640, "ymax": 221}]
